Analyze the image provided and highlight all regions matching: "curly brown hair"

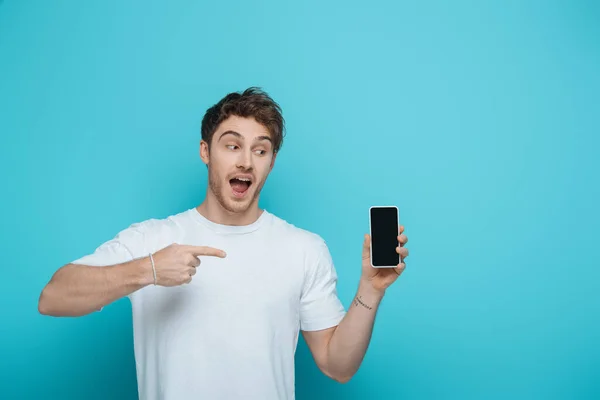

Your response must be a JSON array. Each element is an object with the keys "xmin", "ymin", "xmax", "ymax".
[{"xmin": 201, "ymin": 87, "xmax": 285, "ymax": 154}]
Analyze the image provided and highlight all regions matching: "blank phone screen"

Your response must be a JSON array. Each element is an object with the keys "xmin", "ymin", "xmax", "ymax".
[{"xmin": 370, "ymin": 207, "xmax": 399, "ymax": 267}]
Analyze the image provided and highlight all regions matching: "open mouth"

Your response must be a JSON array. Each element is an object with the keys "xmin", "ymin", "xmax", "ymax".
[{"xmin": 229, "ymin": 177, "xmax": 253, "ymax": 197}]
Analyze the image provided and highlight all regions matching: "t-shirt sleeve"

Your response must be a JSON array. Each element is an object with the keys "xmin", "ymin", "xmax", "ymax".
[
  {"xmin": 300, "ymin": 239, "xmax": 346, "ymax": 331},
  {"xmin": 70, "ymin": 223, "xmax": 147, "ymax": 309},
  {"xmin": 71, "ymin": 223, "xmax": 146, "ymax": 267}
]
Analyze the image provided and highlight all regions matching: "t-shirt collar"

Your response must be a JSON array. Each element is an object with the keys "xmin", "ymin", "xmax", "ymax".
[{"xmin": 190, "ymin": 207, "xmax": 270, "ymax": 235}]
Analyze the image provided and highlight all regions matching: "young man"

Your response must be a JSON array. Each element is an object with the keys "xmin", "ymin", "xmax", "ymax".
[{"xmin": 38, "ymin": 87, "xmax": 409, "ymax": 400}]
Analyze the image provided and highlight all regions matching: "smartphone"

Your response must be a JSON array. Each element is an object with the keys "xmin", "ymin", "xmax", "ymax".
[{"xmin": 369, "ymin": 206, "xmax": 400, "ymax": 268}]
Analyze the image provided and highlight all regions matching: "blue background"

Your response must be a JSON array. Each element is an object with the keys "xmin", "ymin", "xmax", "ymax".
[{"xmin": 1, "ymin": 0, "xmax": 599, "ymax": 399}]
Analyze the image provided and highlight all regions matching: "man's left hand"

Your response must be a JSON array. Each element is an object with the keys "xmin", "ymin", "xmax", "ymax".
[{"xmin": 360, "ymin": 225, "xmax": 409, "ymax": 294}]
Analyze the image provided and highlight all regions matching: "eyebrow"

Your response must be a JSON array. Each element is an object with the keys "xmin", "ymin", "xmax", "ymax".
[{"xmin": 218, "ymin": 130, "xmax": 272, "ymax": 144}]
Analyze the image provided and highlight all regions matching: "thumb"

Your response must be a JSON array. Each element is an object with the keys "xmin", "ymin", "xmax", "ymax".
[{"xmin": 362, "ymin": 234, "xmax": 371, "ymax": 259}]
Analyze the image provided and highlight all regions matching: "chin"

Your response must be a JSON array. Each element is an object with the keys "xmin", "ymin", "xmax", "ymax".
[
  {"xmin": 221, "ymin": 186, "xmax": 257, "ymax": 213},
  {"xmin": 225, "ymin": 202, "xmax": 251, "ymax": 214}
]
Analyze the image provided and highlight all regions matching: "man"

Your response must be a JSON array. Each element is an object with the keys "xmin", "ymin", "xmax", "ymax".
[{"xmin": 38, "ymin": 87, "xmax": 409, "ymax": 399}]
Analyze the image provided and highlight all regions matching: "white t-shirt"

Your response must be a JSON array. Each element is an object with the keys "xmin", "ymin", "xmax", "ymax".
[{"xmin": 72, "ymin": 208, "xmax": 346, "ymax": 400}]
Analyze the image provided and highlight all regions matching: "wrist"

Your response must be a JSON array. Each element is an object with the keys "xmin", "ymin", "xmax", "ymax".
[
  {"xmin": 358, "ymin": 279, "xmax": 385, "ymax": 303},
  {"xmin": 130, "ymin": 257, "xmax": 155, "ymax": 287}
]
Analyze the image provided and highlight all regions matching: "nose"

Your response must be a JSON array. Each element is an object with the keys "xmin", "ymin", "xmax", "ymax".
[{"xmin": 236, "ymin": 148, "xmax": 253, "ymax": 170}]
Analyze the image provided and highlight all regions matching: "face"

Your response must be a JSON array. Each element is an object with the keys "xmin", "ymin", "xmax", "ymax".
[{"xmin": 200, "ymin": 115, "xmax": 276, "ymax": 214}]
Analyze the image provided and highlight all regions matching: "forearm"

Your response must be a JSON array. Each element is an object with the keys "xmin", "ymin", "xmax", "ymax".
[
  {"xmin": 38, "ymin": 257, "xmax": 153, "ymax": 317},
  {"xmin": 326, "ymin": 280, "xmax": 385, "ymax": 381}
]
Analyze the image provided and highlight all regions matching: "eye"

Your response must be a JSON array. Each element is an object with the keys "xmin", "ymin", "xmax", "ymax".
[
  {"xmin": 255, "ymin": 149, "xmax": 266, "ymax": 155},
  {"xmin": 226, "ymin": 145, "xmax": 239, "ymax": 151}
]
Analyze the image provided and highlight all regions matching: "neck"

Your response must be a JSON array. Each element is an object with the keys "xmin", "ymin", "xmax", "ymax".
[{"xmin": 196, "ymin": 192, "xmax": 263, "ymax": 227}]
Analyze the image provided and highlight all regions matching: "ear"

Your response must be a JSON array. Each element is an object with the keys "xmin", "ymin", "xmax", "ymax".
[
  {"xmin": 269, "ymin": 152, "xmax": 277, "ymax": 172},
  {"xmin": 200, "ymin": 140, "xmax": 210, "ymax": 165}
]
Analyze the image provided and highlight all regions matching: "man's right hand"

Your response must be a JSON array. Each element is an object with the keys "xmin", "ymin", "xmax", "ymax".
[{"xmin": 151, "ymin": 244, "xmax": 227, "ymax": 286}]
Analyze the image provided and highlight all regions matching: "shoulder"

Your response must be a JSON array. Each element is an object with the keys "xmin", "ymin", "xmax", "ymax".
[
  {"xmin": 135, "ymin": 208, "xmax": 193, "ymax": 233},
  {"xmin": 115, "ymin": 208, "xmax": 196, "ymax": 251},
  {"xmin": 267, "ymin": 211, "xmax": 329, "ymax": 259},
  {"xmin": 267, "ymin": 213, "xmax": 341, "ymax": 295}
]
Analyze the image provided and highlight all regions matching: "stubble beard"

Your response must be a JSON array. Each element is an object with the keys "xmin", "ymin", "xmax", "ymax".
[{"xmin": 208, "ymin": 165, "xmax": 265, "ymax": 214}]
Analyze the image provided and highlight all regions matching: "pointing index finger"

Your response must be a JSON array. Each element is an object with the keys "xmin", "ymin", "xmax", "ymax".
[{"xmin": 183, "ymin": 245, "xmax": 227, "ymax": 258}]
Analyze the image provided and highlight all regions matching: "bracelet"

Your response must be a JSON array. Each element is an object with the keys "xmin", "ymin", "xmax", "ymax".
[{"xmin": 149, "ymin": 253, "xmax": 157, "ymax": 285}]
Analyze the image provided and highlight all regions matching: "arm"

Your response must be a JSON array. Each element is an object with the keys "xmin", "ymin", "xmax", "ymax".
[
  {"xmin": 303, "ymin": 227, "xmax": 409, "ymax": 383},
  {"xmin": 303, "ymin": 281, "xmax": 383, "ymax": 383},
  {"xmin": 38, "ymin": 258, "xmax": 153, "ymax": 317},
  {"xmin": 38, "ymin": 244, "xmax": 227, "ymax": 317}
]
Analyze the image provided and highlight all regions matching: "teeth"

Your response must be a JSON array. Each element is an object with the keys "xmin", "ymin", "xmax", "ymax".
[{"xmin": 235, "ymin": 177, "xmax": 251, "ymax": 181}]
